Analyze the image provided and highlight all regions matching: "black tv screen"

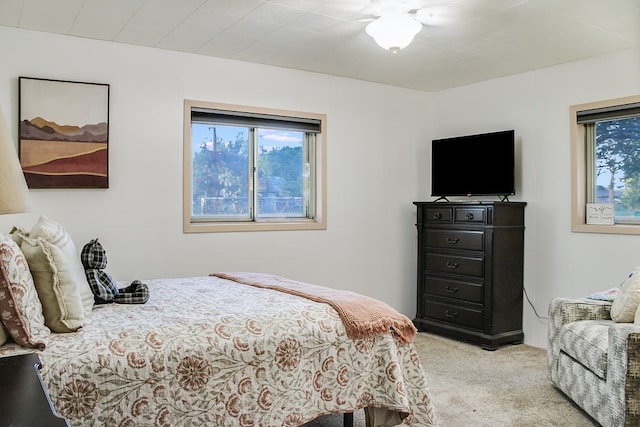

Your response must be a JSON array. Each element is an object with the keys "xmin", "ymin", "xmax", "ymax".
[{"xmin": 431, "ymin": 130, "xmax": 515, "ymax": 197}]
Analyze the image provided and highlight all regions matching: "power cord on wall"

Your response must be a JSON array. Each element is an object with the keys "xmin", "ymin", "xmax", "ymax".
[{"xmin": 523, "ymin": 286, "xmax": 548, "ymax": 321}]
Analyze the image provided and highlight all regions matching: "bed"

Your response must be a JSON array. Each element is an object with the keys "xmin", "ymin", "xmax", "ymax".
[
  {"xmin": 0, "ymin": 216, "xmax": 437, "ymax": 426},
  {"xmin": 0, "ymin": 272, "xmax": 438, "ymax": 426}
]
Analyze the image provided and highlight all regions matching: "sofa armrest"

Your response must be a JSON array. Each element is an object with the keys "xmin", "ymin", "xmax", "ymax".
[
  {"xmin": 547, "ymin": 297, "xmax": 613, "ymax": 379},
  {"xmin": 550, "ymin": 297, "xmax": 612, "ymax": 324},
  {"xmin": 608, "ymin": 325, "xmax": 640, "ymax": 426}
]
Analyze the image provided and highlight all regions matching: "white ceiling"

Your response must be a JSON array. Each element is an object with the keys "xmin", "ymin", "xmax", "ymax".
[{"xmin": 0, "ymin": 0, "xmax": 638, "ymax": 92}]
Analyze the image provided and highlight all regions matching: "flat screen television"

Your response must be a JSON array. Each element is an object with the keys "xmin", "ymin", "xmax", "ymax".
[{"xmin": 431, "ymin": 129, "xmax": 515, "ymax": 199}]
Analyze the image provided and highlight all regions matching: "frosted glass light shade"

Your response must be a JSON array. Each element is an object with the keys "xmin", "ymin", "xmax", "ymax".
[
  {"xmin": 366, "ymin": 14, "xmax": 422, "ymax": 53},
  {"xmin": 0, "ymin": 106, "xmax": 30, "ymax": 214}
]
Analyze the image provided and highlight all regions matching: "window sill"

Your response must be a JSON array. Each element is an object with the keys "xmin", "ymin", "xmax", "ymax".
[
  {"xmin": 184, "ymin": 219, "xmax": 326, "ymax": 233},
  {"xmin": 572, "ymin": 222, "xmax": 640, "ymax": 235}
]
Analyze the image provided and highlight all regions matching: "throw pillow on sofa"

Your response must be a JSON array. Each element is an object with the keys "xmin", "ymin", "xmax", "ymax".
[{"xmin": 611, "ymin": 267, "xmax": 640, "ymax": 323}]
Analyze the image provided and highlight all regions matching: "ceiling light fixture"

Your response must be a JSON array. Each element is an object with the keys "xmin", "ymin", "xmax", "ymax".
[{"xmin": 365, "ymin": 14, "xmax": 422, "ymax": 53}]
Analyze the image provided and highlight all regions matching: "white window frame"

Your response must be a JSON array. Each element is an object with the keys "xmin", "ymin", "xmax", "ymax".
[
  {"xmin": 183, "ymin": 100, "xmax": 327, "ymax": 233},
  {"xmin": 571, "ymin": 94, "xmax": 640, "ymax": 234}
]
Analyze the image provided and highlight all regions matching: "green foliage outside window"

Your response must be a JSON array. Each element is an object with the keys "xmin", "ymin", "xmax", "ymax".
[
  {"xmin": 191, "ymin": 125, "xmax": 306, "ymax": 218},
  {"xmin": 595, "ymin": 117, "xmax": 640, "ymax": 220},
  {"xmin": 192, "ymin": 129, "xmax": 249, "ymax": 215}
]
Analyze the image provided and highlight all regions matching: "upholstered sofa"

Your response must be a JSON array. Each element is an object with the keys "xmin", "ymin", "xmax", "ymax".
[{"xmin": 548, "ymin": 297, "xmax": 640, "ymax": 427}]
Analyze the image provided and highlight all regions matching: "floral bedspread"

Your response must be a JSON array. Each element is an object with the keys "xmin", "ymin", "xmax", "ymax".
[{"xmin": 0, "ymin": 276, "xmax": 437, "ymax": 426}]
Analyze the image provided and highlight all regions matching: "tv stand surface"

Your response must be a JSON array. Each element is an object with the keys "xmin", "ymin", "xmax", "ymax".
[
  {"xmin": 428, "ymin": 200, "xmax": 515, "ymax": 205},
  {"xmin": 432, "ymin": 196, "xmax": 450, "ymax": 202},
  {"xmin": 431, "ymin": 195, "xmax": 513, "ymax": 203}
]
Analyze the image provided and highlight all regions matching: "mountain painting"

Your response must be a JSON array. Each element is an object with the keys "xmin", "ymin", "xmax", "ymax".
[{"xmin": 19, "ymin": 77, "xmax": 109, "ymax": 188}]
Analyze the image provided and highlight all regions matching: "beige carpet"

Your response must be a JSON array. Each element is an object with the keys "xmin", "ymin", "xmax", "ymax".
[{"xmin": 307, "ymin": 332, "xmax": 598, "ymax": 426}]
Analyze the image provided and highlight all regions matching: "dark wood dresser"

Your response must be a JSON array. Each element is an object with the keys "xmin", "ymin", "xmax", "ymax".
[
  {"xmin": 413, "ymin": 201, "xmax": 526, "ymax": 350},
  {"xmin": 0, "ymin": 353, "xmax": 70, "ymax": 426}
]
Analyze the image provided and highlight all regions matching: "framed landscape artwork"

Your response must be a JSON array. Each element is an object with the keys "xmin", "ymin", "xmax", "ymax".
[{"xmin": 19, "ymin": 77, "xmax": 110, "ymax": 188}]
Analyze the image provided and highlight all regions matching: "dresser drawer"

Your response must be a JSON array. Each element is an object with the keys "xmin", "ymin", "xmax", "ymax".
[
  {"xmin": 424, "ymin": 207, "xmax": 452, "ymax": 223},
  {"xmin": 455, "ymin": 208, "xmax": 485, "ymax": 223},
  {"xmin": 423, "ymin": 300, "xmax": 483, "ymax": 329},
  {"xmin": 425, "ymin": 253, "xmax": 484, "ymax": 277},
  {"xmin": 425, "ymin": 229, "xmax": 484, "ymax": 251},
  {"xmin": 424, "ymin": 277, "xmax": 483, "ymax": 303}
]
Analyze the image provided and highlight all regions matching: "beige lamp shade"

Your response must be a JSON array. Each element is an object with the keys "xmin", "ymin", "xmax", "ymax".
[{"xmin": 0, "ymin": 105, "xmax": 30, "ymax": 214}]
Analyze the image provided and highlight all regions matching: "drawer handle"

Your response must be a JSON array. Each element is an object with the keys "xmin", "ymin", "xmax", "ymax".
[
  {"xmin": 464, "ymin": 213, "xmax": 474, "ymax": 220},
  {"xmin": 445, "ymin": 310, "xmax": 458, "ymax": 318},
  {"xmin": 445, "ymin": 286, "xmax": 459, "ymax": 293},
  {"xmin": 447, "ymin": 237, "xmax": 459, "ymax": 244},
  {"xmin": 433, "ymin": 212, "xmax": 442, "ymax": 220},
  {"xmin": 446, "ymin": 261, "xmax": 459, "ymax": 269}
]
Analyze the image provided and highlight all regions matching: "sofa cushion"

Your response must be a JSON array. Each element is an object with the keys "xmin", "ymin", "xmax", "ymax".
[
  {"xmin": 611, "ymin": 267, "xmax": 640, "ymax": 322},
  {"xmin": 559, "ymin": 319, "xmax": 611, "ymax": 380}
]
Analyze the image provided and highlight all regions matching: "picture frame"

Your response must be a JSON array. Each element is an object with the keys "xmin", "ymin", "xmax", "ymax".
[
  {"xmin": 586, "ymin": 202, "xmax": 615, "ymax": 225},
  {"xmin": 19, "ymin": 77, "xmax": 110, "ymax": 188}
]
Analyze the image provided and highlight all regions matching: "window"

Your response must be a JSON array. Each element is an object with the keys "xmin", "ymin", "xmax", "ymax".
[
  {"xmin": 571, "ymin": 95, "xmax": 640, "ymax": 234},
  {"xmin": 183, "ymin": 100, "xmax": 326, "ymax": 232}
]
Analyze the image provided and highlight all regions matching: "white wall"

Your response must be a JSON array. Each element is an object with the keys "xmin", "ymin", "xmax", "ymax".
[
  {"xmin": 432, "ymin": 48, "xmax": 640, "ymax": 347},
  {"xmin": 0, "ymin": 27, "xmax": 431, "ymax": 319}
]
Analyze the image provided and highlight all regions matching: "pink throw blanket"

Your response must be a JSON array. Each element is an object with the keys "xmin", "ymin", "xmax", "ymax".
[{"xmin": 211, "ymin": 272, "xmax": 417, "ymax": 344}]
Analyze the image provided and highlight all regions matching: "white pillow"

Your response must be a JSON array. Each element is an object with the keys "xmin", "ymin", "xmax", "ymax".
[
  {"xmin": 611, "ymin": 267, "xmax": 640, "ymax": 323},
  {"xmin": 27, "ymin": 215, "xmax": 94, "ymax": 313},
  {"xmin": 17, "ymin": 234, "xmax": 85, "ymax": 332},
  {"xmin": 635, "ymin": 303, "xmax": 640, "ymax": 325}
]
